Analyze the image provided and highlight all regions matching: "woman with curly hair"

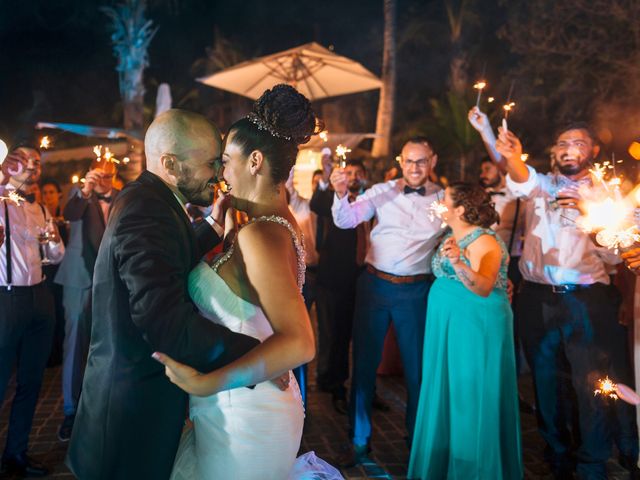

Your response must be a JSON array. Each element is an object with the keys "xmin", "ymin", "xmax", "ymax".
[
  {"xmin": 154, "ymin": 85, "xmax": 341, "ymax": 479},
  {"xmin": 408, "ymin": 182, "xmax": 522, "ymax": 479}
]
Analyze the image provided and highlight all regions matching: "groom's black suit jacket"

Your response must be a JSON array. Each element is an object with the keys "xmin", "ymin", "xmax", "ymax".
[{"xmin": 66, "ymin": 171, "xmax": 259, "ymax": 480}]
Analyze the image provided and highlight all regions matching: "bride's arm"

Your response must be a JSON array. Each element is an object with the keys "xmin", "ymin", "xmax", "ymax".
[{"xmin": 154, "ymin": 221, "xmax": 316, "ymax": 396}]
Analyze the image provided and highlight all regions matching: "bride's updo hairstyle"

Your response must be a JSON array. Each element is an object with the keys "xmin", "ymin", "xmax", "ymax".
[
  {"xmin": 228, "ymin": 84, "xmax": 323, "ymax": 184},
  {"xmin": 448, "ymin": 182, "xmax": 500, "ymax": 228}
]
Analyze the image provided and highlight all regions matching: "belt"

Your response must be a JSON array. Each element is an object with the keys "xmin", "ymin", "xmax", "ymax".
[
  {"xmin": 523, "ymin": 280, "xmax": 595, "ymax": 294},
  {"xmin": 0, "ymin": 282, "xmax": 45, "ymax": 294},
  {"xmin": 366, "ymin": 264, "xmax": 432, "ymax": 284}
]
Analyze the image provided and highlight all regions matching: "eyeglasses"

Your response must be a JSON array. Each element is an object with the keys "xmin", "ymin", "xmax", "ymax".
[{"xmin": 401, "ymin": 158, "xmax": 431, "ymax": 168}]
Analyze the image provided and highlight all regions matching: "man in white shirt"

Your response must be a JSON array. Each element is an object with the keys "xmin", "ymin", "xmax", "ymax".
[
  {"xmin": 331, "ymin": 137, "xmax": 443, "ymax": 466},
  {"xmin": 496, "ymin": 123, "xmax": 638, "ymax": 479},
  {"xmin": 0, "ymin": 142, "xmax": 64, "ymax": 477}
]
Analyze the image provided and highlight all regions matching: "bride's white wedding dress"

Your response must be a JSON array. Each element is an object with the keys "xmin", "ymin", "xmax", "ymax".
[{"xmin": 170, "ymin": 215, "xmax": 342, "ymax": 480}]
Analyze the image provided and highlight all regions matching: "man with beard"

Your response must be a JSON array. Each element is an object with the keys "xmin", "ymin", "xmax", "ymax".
[
  {"xmin": 310, "ymin": 159, "xmax": 368, "ymax": 414},
  {"xmin": 0, "ymin": 142, "xmax": 65, "ymax": 477},
  {"xmin": 496, "ymin": 123, "xmax": 638, "ymax": 479},
  {"xmin": 66, "ymin": 110, "xmax": 259, "ymax": 480},
  {"xmin": 331, "ymin": 137, "xmax": 444, "ymax": 466}
]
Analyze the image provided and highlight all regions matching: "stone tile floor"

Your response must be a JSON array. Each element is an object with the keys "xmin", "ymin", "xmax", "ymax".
[{"xmin": 0, "ymin": 365, "xmax": 634, "ymax": 479}]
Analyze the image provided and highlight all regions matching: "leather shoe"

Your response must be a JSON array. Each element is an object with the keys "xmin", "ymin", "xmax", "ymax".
[
  {"xmin": 1, "ymin": 453, "xmax": 50, "ymax": 477},
  {"xmin": 58, "ymin": 414, "xmax": 75, "ymax": 442},
  {"xmin": 372, "ymin": 394, "xmax": 390, "ymax": 412},
  {"xmin": 619, "ymin": 454, "xmax": 640, "ymax": 479},
  {"xmin": 335, "ymin": 444, "xmax": 370, "ymax": 469},
  {"xmin": 518, "ymin": 395, "xmax": 536, "ymax": 414},
  {"xmin": 332, "ymin": 395, "xmax": 348, "ymax": 415}
]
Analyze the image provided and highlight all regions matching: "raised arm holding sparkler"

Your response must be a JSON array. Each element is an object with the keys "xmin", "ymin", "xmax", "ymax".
[
  {"xmin": 468, "ymin": 107, "xmax": 504, "ymax": 170},
  {"xmin": 493, "ymin": 121, "xmax": 639, "ymax": 477}
]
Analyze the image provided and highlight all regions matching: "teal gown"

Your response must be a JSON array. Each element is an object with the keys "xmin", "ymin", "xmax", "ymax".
[{"xmin": 408, "ymin": 228, "xmax": 522, "ymax": 480}]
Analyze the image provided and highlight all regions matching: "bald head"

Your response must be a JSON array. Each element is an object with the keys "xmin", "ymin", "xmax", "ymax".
[
  {"xmin": 145, "ymin": 109, "xmax": 221, "ymax": 171},
  {"xmin": 145, "ymin": 109, "xmax": 222, "ymax": 206}
]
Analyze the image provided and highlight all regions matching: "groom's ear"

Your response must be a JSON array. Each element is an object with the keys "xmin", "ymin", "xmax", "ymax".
[
  {"xmin": 249, "ymin": 150, "xmax": 264, "ymax": 175},
  {"xmin": 160, "ymin": 154, "xmax": 178, "ymax": 176}
]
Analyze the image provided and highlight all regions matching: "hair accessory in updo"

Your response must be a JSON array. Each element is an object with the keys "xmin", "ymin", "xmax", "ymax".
[{"xmin": 245, "ymin": 112, "xmax": 293, "ymax": 141}]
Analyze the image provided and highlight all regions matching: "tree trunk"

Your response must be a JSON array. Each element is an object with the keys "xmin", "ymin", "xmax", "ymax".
[{"xmin": 371, "ymin": 0, "xmax": 397, "ymax": 158}]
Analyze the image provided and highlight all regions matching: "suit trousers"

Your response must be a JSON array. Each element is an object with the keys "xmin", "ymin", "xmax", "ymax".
[
  {"xmin": 62, "ymin": 286, "xmax": 92, "ymax": 416},
  {"xmin": 315, "ymin": 284, "xmax": 357, "ymax": 396},
  {"xmin": 349, "ymin": 270, "xmax": 431, "ymax": 447},
  {"xmin": 519, "ymin": 281, "xmax": 638, "ymax": 479},
  {"xmin": 0, "ymin": 284, "xmax": 55, "ymax": 458}
]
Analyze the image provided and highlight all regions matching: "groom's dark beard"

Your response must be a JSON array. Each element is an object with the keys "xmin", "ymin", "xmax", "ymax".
[{"xmin": 177, "ymin": 178, "xmax": 214, "ymax": 207}]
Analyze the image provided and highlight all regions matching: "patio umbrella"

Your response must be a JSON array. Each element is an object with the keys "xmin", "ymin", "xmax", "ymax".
[{"xmin": 198, "ymin": 42, "xmax": 382, "ymax": 101}]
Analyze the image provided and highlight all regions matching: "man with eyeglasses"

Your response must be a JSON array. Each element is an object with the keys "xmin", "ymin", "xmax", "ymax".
[
  {"xmin": 330, "ymin": 136, "xmax": 444, "ymax": 467},
  {"xmin": 496, "ymin": 123, "xmax": 638, "ymax": 479},
  {"xmin": 0, "ymin": 141, "xmax": 64, "ymax": 477}
]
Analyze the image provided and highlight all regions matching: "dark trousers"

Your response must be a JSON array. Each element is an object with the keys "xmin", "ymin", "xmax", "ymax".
[
  {"xmin": 0, "ymin": 284, "xmax": 55, "ymax": 458},
  {"xmin": 519, "ymin": 281, "xmax": 638, "ymax": 479},
  {"xmin": 349, "ymin": 270, "xmax": 431, "ymax": 446},
  {"xmin": 294, "ymin": 268, "xmax": 317, "ymax": 408},
  {"xmin": 315, "ymin": 284, "xmax": 356, "ymax": 397},
  {"xmin": 43, "ymin": 265, "xmax": 64, "ymax": 366},
  {"xmin": 61, "ymin": 286, "xmax": 92, "ymax": 416},
  {"xmin": 508, "ymin": 256, "xmax": 524, "ymax": 374}
]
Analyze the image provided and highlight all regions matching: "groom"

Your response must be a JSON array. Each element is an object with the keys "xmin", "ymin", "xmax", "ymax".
[{"xmin": 66, "ymin": 110, "xmax": 260, "ymax": 479}]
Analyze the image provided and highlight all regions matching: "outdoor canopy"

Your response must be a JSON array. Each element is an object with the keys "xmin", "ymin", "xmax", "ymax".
[{"xmin": 197, "ymin": 42, "xmax": 382, "ymax": 101}]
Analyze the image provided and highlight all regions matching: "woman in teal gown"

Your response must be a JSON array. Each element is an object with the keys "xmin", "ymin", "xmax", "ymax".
[{"xmin": 408, "ymin": 182, "xmax": 522, "ymax": 479}]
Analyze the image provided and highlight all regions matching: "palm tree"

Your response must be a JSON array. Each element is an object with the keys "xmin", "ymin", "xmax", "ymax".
[
  {"xmin": 371, "ymin": 0, "xmax": 397, "ymax": 158},
  {"xmin": 102, "ymin": 0, "xmax": 158, "ymax": 136}
]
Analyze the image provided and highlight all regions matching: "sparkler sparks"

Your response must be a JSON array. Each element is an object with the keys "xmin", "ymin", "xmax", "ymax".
[
  {"xmin": 335, "ymin": 144, "xmax": 351, "ymax": 168},
  {"xmin": 502, "ymin": 102, "xmax": 516, "ymax": 117},
  {"xmin": 428, "ymin": 201, "xmax": 448, "ymax": 227},
  {"xmin": 39, "ymin": 136, "xmax": 51, "ymax": 150},
  {"xmin": 0, "ymin": 191, "xmax": 26, "ymax": 206},
  {"xmin": 473, "ymin": 80, "xmax": 487, "ymax": 107},
  {"xmin": 594, "ymin": 376, "xmax": 618, "ymax": 400}
]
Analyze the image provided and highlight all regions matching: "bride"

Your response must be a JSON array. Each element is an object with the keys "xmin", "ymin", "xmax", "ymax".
[{"xmin": 154, "ymin": 85, "xmax": 341, "ymax": 479}]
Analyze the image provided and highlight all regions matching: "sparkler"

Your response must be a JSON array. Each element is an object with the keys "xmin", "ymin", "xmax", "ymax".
[
  {"xmin": 0, "ymin": 190, "xmax": 26, "ymax": 206},
  {"xmin": 502, "ymin": 80, "xmax": 516, "ymax": 130},
  {"xmin": 473, "ymin": 80, "xmax": 487, "ymax": 108},
  {"xmin": 39, "ymin": 136, "xmax": 51, "ymax": 150},
  {"xmin": 335, "ymin": 144, "xmax": 351, "ymax": 168},
  {"xmin": 319, "ymin": 130, "xmax": 328, "ymax": 142},
  {"xmin": 428, "ymin": 201, "xmax": 448, "ymax": 228},
  {"xmin": 575, "ymin": 159, "xmax": 640, "ymax": 252},
  {"xmin": 594, "ymin": 376, "xmax": 618, "ymax": 400},
  {"xmin": 487, "ymin": 97, "xmax": 495, "ymax": 103}
]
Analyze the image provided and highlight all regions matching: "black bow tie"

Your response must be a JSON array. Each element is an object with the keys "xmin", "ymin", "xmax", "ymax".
[
  {"xmin": 17, "ymin": 191, "xmax": 36, "ymax": 203},
  {"xmin": 488, "ymin": 191, "xmax": 506, "ymax": 197},
  {"xmin": 404, "ymin": 186, "xmax": 426, "ymax": 196},
  {"xmin": 96, "ymin": 193, "xmax": 112, "ymax": 203}
]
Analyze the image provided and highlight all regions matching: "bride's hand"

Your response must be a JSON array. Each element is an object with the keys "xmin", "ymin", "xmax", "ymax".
[
  {"xmin": 210, "ymin": 191, "xmax": 232, "ymax": 228},
  {"xmin": 152, "ymin": 352, "xmax": 220, "ymax": 397}
]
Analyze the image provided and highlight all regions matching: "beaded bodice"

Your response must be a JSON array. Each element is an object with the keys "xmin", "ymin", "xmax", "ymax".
[
  {"xmin": 431, "ymin": 227, "xmax": 509, "ymax": 291},
  {"xmin": 210, "ymin": 215, "xmax": 306, "ymax": 292}
]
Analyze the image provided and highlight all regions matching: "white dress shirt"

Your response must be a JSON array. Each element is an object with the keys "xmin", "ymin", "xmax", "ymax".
[
  {"xmin": 287, "ymin": 188, "xmax": 318, "ymax": 267},
  {"xmin": 487, "ymin": 185, "xmax": 527, "ymax": 257},
  {"xmin": 507, "ymin": 165, "xmax": 619, "ymax": 286},
  {"xmin": 0, "ymin": 184, "xmax": 65, "ymax": 287},
  {"xmin": 331, "ymin": 179, "xmax": 443, "ymax": 276}
]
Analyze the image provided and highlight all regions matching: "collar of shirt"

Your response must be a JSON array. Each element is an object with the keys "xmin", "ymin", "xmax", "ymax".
[{"xmin": 171, "ymin": 192, "xmax": 190, "ymax": 219}]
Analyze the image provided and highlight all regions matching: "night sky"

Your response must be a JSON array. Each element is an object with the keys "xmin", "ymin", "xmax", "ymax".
[{"xmin": 0, "ymin": 0, "xmax": 509, "ymax": 144}]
